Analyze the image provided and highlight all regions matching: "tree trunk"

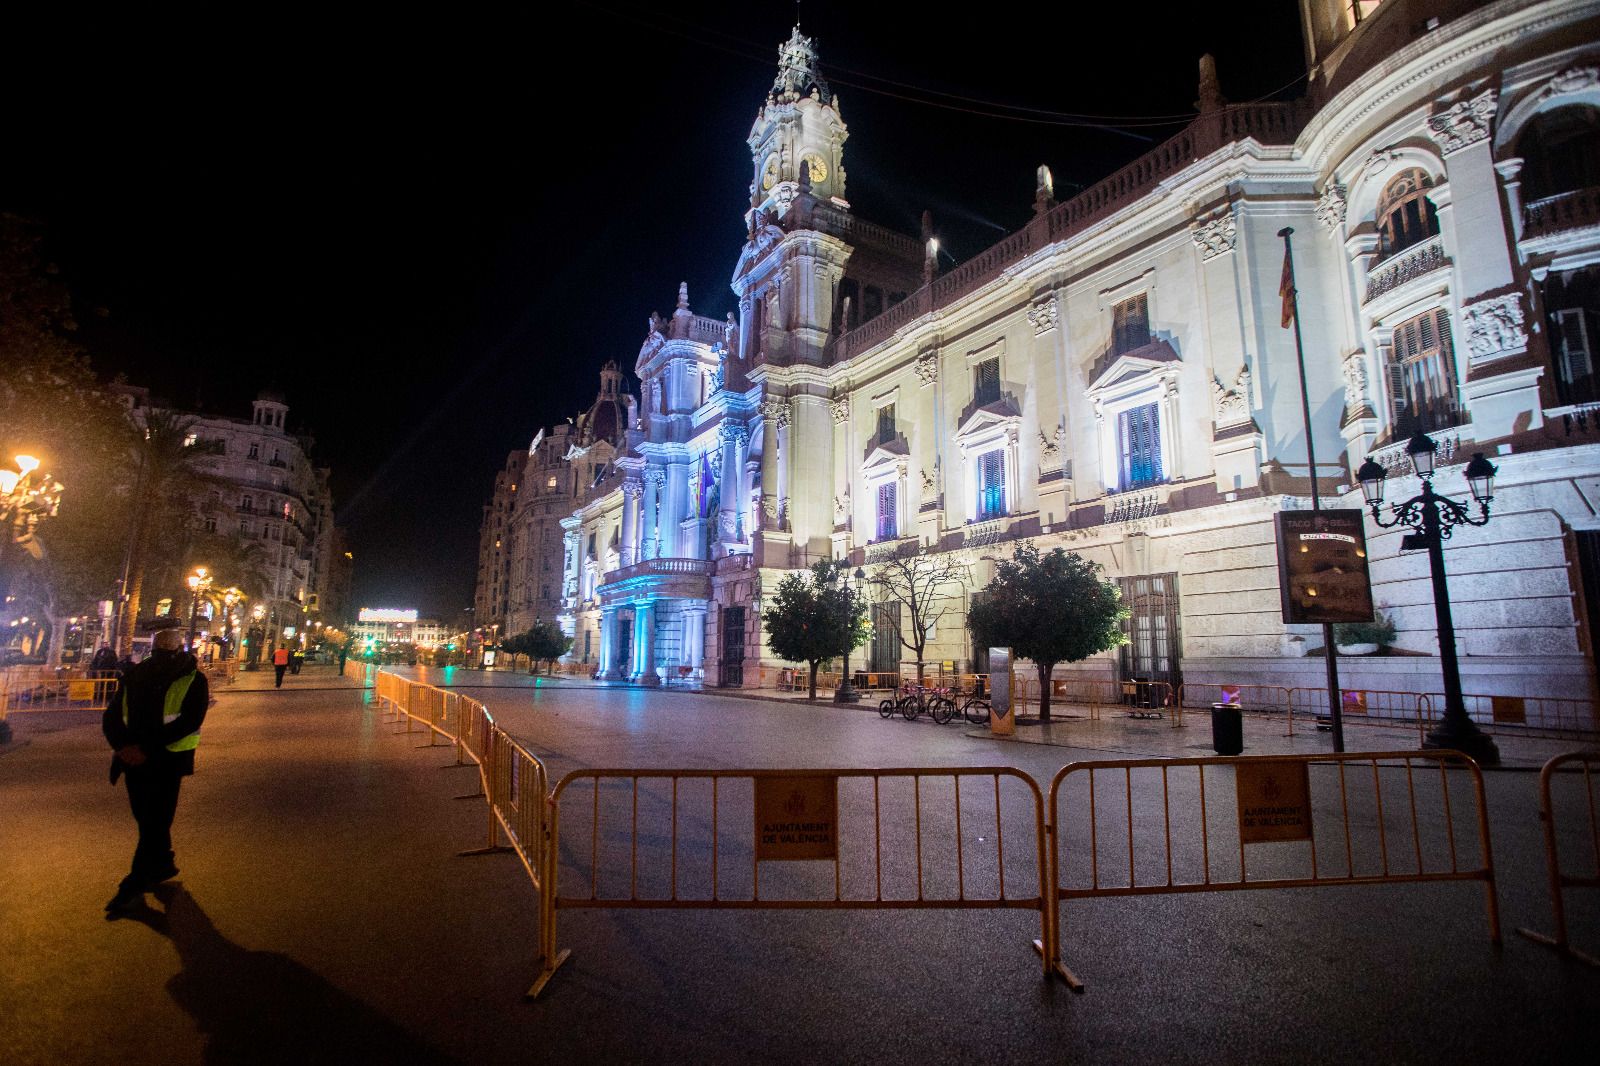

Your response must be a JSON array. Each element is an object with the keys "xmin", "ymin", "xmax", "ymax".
[
  {"xmin": 1038, "ymin": 661, "xmax": 1056, "ymax": 722},
  {"xmin": 808, "ymin": 661, "xmax": 819, "ymax": 700},
  {"xmin": 915, "ymin": 653, "xmax": 925, "ymax": 686}
]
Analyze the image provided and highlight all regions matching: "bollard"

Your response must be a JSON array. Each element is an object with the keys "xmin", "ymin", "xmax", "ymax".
[{"xmin": 1210, "ymin": 703, "xmax": 1243, "ymax": 755}]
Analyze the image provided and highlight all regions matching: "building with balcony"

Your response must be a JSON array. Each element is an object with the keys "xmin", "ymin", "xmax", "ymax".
[{"xmin": 522, "ymin": 2, "xmax": 1600, "ymax": 704}]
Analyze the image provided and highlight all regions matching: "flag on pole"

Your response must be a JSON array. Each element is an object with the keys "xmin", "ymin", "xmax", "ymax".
[{"xmin": 1279, "ymin": 243, "xmax": 1296, "ymax": 328}]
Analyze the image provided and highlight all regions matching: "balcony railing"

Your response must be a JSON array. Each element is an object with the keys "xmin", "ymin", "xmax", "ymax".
[
  {"xmin": 603, "ymin": 557, "xmax": 715, "ymax": 583},
  {"xmin": 1523, "ymin": 186, "xmax": 1600, "ymax": 243},
  {"xmin": 1368, "ymin": 425, "xmax": 1468, "ymax": 474},
  {"xmin": 1363, "ymin": 236, "xmax": 1448, "ymax": 304},
  {"xmin": 864, "ymin": 536, "xmax": 919, "ymax": 564}
]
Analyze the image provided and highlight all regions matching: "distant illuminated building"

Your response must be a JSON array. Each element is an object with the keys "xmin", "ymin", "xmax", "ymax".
[{"xmin": 352, "ymin": 608, "xmax": 446, "ymax": 651}]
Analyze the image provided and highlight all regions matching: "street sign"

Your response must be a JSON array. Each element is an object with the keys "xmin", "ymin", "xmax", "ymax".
[
  {"xmin": 1235, "ymin": 760, "xmax": 1314, "ymax": 844},
  {"xmin": 754, "ymin": 774, "xmax": 838, "ymax": 861},
  {"xmin": 1275, "ymin": 509, "xmax": 1375, "ymax": 625}
]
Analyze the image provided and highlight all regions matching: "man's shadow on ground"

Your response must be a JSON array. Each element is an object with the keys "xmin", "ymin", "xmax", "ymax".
[{"xmin": 113, "ymin": 884, "xmax": 458, "ymax": 1065}]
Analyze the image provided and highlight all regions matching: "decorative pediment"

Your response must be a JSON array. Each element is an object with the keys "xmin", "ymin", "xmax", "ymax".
[
  {"xmin": 1086, "ymin": 340, "xmax": 1181, "ymax": 394},
  {"xmin": 862, "ymin": 439, "xmax": 910, "ymax": 480},
  {"xmin": 953, "ymin": 401, "xmax": 1021, "ymax": 454}
]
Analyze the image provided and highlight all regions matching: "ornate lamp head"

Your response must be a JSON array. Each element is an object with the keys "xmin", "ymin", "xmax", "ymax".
[
  {"xmin": 1464, "ymin": 452, "xmax": 1497, "ymax": 505},
  {"xmin": 1404, "ymin": 431, "xmax": 1437, "ymax": 479},
  {"xmin": 1355, "ymin": 456, "xmax": 1388, "ymax": 507}
]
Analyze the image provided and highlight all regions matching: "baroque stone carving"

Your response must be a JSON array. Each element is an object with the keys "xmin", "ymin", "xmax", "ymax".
[
  {"xmin": 1191, "ymin": 213, "xmax": 1236, "ymax": 260},
  {"xmin": 1026, "ymin": 296, "xmax": 1059, "ymax": 335},
  {"xmin": 643, "ymin": 468, "xmax": 667, "ymax": 488},
  {"xmin": 758, "ymin": 398, "xmax": 791, "ymax": 430},
  {"xmin": 828, "ymin": 396, "xmax": 850, "ymax": 424},
  {"xmin": 1211, "ymin": 366, "xmax": 1252, "ymax": 428},
  {"xmin": 833, "ymin": 492, "xmax": 850, "ymax": 524},
  {"xmin": 622, "ymin": 478, "xmax": 643, "ymax": 499},
  {"xmin": 1540, "ymin": 66, "xmax": 1599, "ymax": 101},
  {"xmin": 717, "ymin": 421, "xmax": 749, "ymax": 446},
  {"xmin": 1461, "ymin": 293, "xmax": 1528, "ymax": 363},
  {"xmin": 914, "ymin": 352, "xmax": 939, "ymax": 387},
  {"xmin": 1315, "ymin": 183, "xmax": 1348, "ymax": 229},
  {"xmin": 1428, "ymin": 89, "xmax": 1497, "ymax": 155},
  {"xmin": 1038, "ymin": 422, "xmax": 1067, "ymax": 472},
  {"xmin": 1341, "ymin": 351, "xmax": 1370, "ymax": 406}
]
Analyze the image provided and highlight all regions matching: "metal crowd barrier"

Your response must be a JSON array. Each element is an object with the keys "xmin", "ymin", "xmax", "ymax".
[
  {"xmin": 370, "ymin": 669, "xmax": 554, "ymax": 992},
  {"xmin": 1517, "ymin": 749, "xmax": 1600, "ymax": 967},
  {"xmin": 1285, "ymin": 688, "xmax": 1434, "ymax": 738},
  {"xmin": 0, "ymin": 675, "xmax": 118, "ymax": 714},
  {"xmin": 1012, "ymin": 677, "xmax": 1176, "ymax": 723},
  {"xmin": 1038, "ymin": 750, "xmax": 1499, "ymax": 990},
  {"xmin": 530, "ymin": 766, "xmax": 1050, "ymax": 997}
]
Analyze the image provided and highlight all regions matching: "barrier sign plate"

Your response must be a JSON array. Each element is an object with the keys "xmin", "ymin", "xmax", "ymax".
[
  {"xmin": 755, "ymin": 774, "xmax": 838, "ymax": 861},
  {"xmin": 1236, "ymin": 760, "xmax": 1314, "ymax": 844}
]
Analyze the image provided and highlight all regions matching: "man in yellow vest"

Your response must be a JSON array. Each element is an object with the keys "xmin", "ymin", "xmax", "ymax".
[{"xmin": 101, "ymin": 627, "xmax": 209, "ymax": 912}]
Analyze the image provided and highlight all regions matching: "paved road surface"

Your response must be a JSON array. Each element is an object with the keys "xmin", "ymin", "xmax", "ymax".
[{"xmin": 2, "ymin": 665, "xmax": 1595, "ymax": 1064}]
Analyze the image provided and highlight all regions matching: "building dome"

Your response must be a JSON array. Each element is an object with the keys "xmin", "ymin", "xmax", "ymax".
[{"xmin": 578, "ymin": 361, "xmax": 629, "ymax": 446}]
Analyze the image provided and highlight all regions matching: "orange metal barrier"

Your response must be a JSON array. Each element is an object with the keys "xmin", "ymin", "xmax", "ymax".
[
  {"xmin": 1039, "ymin": 750, "xmax": 1500, "ymax": 990},
  {"xmin": 1456, "ymin": 694, "xmax": 1599, "ymax": 739},
  {"xmin": 370, "ymin": 669, "xmax": 553, "ymax": 990},
  {"xmin": 1285, "ymin": 688, "xmax": 1434, "ymax": 738},
  {"xmin": 1517, "ymin": 749, "xmax": 1600, "ymax": 967},
  {"xmin": 530, "ymin": 766, "xmax": 1050, "ymax": 997},
  {"xmin": 0, "ymin": 675, "xmax": 118, "ymax": 713},
  {"xmin": 1012, "ymin": 677, "xmax": 1175, "ymax": 723},
  {"xmin": 1177, "ymin": 683, "xmax": 1294, "ymax": 729}
]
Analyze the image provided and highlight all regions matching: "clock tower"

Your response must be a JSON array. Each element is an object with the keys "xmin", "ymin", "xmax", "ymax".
[{"xmin": 747, "ymin": 26, "xmax": 848, "ymax": 224}]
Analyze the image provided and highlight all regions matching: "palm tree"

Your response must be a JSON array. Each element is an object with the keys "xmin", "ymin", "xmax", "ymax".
[{"xmin": 115, "ymin": 409, "xmax": 204, "ymax": 656}]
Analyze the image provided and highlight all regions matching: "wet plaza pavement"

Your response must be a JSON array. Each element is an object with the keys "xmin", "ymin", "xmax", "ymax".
[{"xmin": 2, "ymin": 664, "xmax": 1596, "ymax": 1064}]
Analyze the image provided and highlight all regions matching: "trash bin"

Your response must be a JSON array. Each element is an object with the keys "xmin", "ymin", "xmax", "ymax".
[{"xmin": 1211, "ymin": 703, "xmax": 1243, "ymax": 756}]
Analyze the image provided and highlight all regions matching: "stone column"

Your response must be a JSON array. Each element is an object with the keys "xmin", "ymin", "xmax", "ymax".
[
  {"xmin": 642, "ymin": 468, "xmax": 664, "ymax": 560},
  {"xmin": 620, "ymin": 479, "xmax": 641, "ymax": 567},
  {"xmin": 683, "ymin": 605, "xmax": 707, "ymax": 675},
  {"xmin": 757, "ymin": 399, "xmax": 789, "ymax": 531},
  {"xmin": 664, "ymin": 459, "xmax": 690, "ymax": 558},
  {"xmin": 596, "ymin": 609, "xmax": 620, "ymax": 680},
  {"xmin": 717, "ymin": 423, "xmax": 748, "ymax": 548},
  {"xmin": 636, "ymin": 602, "xmax": 660, "ymax": 687}
]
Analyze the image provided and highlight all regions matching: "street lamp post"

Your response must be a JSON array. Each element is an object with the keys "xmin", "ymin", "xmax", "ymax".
[
  {"xmin": 185, "ymin": 567, "xmax": 212, "ymax": 653},
  {"xmin": 1355, "ymin": 432, "xmax": 1500, "ymax": 767},
  {"xmin": 0, "ymin": 454, "xmax": 65, "ymax": 603},
  {"xmin": 220, "ymin": 589, "xmax": 240, "ymax": 659},
  {"xmin": 834, "ymin": 566, "xmax": 866, "ymax": 704}
]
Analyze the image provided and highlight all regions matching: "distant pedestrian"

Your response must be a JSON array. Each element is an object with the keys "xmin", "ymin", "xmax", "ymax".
[
  {"xmin": 290, "ymin": 650, "xmax": 304, "ymax": 675},
  {"xmin": 89, "ymin": 645, "xmax": 119, "ymax": 679},
  {"xmin": 272, "ymin": 646, "xmax": 289, "ymax": 688},
  {"xmin": 101, "ymin": 627, "xmax": 208, "ymax": 912},
  {"xmin": 337, "ymin": 647, "xmax": 348, "ymax": 675}
]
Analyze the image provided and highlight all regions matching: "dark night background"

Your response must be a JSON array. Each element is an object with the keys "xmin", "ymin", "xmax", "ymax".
[{"xmin": 2, "ymin": 2, "xmax": 1302, "ymax": 617}]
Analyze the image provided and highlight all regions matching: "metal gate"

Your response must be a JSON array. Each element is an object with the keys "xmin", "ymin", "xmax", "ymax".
[
  {"xmin": 1118, "ymin": 573, "xmax": 1181, "ymax": 691},
  {"xmin": 720, "ymin": 606, "xmax": 745, "ymax": 687},
  {"xmin": 615, "ymin": 609, "xmax": 634, "ymax": 677}
]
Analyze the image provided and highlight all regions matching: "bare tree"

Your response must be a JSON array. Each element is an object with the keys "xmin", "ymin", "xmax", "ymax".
[{"xmin": 866, "ymin": 550, "xmax": 968, "ymax": 685}]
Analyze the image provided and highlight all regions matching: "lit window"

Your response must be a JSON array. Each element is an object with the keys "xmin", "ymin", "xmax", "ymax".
[
  {"xmin": 1376, "ymin": 169, "xmax": 1439, "ymax": 259},
  {"xmin": 1112, "ymin": 294, "xmax": 1150, "ymax": 355},
  {"xmin": 1385, "ymin": 308, "xmax": 1462, "ymax": 437},
  {"xmin": 977, "ymin": 450, "xmax": 1007, "ymax": 520},
  {"xmin": 547, "ymin": 476, "xmax": 558, "ymax": 489},
  {"xmin": 876, "ymin": 482, "xmax": 898, "ymax": 540},
  {"xmin": 183, "ymin": 433, "xmax": 197, "ymax": 447},
  {"xmin": 1117, "ymin": 402, "xmax": 1163, "ymax": 491}
]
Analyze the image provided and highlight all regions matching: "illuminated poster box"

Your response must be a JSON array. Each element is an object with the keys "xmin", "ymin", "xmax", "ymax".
[{"xmin": 1275, "ymin": 509, "xmax": 1374, "ymax": 625}]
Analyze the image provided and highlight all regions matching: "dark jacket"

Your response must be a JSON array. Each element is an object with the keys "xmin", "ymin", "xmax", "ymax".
[{"xmin": 102, "ymin": 649, "xmax": 210, "ymax": 778}]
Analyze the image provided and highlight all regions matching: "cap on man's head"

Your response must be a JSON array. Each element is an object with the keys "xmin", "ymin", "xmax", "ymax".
[{"xmin": 153, "ymin": 629, "xmax": 186, "ymax": 652}]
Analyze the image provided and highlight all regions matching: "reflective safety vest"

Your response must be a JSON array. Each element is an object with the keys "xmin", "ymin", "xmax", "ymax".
[{"xmin": 121, "ymin": 670, "xmax": 201, "ymax": 753}]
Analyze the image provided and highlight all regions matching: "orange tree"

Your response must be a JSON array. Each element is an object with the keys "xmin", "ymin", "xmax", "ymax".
[
  {"xmin": 762, "ymin": 560, "xmax": 868, "ymax": 700},
  {"xmin": 966, "ymin": 544, "xmax": 1127, "ymax": 721}
]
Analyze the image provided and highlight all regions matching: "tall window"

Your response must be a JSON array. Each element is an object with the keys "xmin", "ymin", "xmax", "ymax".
[
  {"xmin": 1112, "ymin": 294, "xmax": 1150, "ymax": 355},
  {"xmin": 1117, "ymin": 403, "xmax": 1163, "ymax": 491},
  {"xmin": 977, "ymin": 449, "xmax": 1007, "ymax": 520},
  {"xmin": 876, "ymin": 403, "xmax": 896, "ymax": 443},
  {"xmin": 974, "ymin": 357, "xmax": 1001, "ymax": 406},
  {"xmin": 1376, "ymin": 169, "xmax": 1439, "ymax": 259},
  {"xmin": 876, "ymin": 481, "xmax": 898, "ymax": 541},
  {"xmin": 1545, "ymin": 267, "xmax": 1600, "ymax": 406},
  {"xmin": 1387, "ymin": 308, "xmax": 1462, "ymax": 436},
  {"xmin": 1518, "ymin": 106, "xmax": 1600, "ymax": 203}
]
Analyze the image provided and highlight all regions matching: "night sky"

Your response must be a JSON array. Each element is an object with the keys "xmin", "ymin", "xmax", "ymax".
[{"xmin": 3, "ymin": 2, "xmax": 1302, "ymax": 617}]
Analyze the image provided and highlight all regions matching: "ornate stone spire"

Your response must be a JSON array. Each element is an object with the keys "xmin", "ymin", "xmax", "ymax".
[{"xmin": 772, "ymin": 26, "xmax": 830, "ymax": 102}]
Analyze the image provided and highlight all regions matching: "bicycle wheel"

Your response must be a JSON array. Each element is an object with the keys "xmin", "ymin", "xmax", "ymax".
[
  {"xmin": 964, "ymin": 698, "xmax": 992, "ymax": 725},
  {"xmin": 900, "ymin": 695, "xmax": 922, "ymax": 721},
  {"xmin": 878, "ymin": 698, "xmax": 896, "ymax": 720},
  {"xmin": 930, "ymin": 697, "xmax": 956, "ymax": 725}
]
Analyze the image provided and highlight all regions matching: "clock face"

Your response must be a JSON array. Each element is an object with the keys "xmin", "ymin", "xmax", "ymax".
[
  {"xmin": 761, "ymin": 155, "xmax": 779, "ymax": 191},
  {"xmin": 801, "ymin": 153, "xmax": 828, "ymax": 183}
]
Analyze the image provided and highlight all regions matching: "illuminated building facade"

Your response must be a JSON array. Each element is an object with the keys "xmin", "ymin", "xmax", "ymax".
[{"xmin": 525, "ymin": 2, "xmax": 1600, "ymax": 703}]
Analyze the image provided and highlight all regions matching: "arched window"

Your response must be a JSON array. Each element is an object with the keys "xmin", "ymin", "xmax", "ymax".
[
  {"xmin": 1517, "ymin": 105, "xmax": 1600, "ymax": 203},
  {"xmin": 1376, "ymin": 169, "xmax": 1440, "ymax": 259}
]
